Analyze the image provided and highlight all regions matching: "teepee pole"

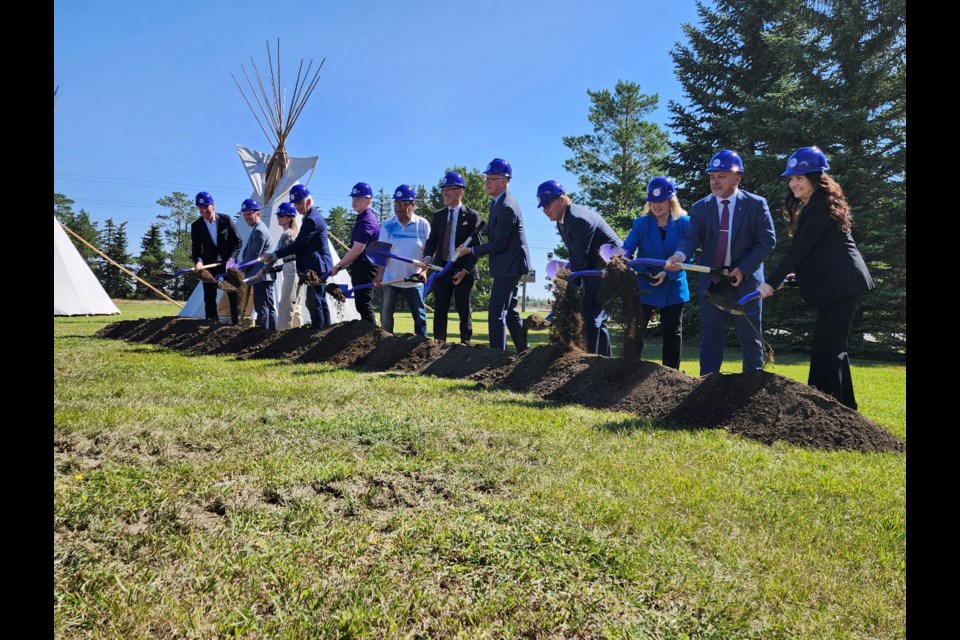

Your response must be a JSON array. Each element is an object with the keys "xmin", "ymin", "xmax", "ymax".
[{"xmin": 58, "ymin": 220, "xmax": 183, "ymax": 309}]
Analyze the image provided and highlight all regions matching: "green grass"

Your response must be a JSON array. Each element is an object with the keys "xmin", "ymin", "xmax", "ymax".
[{"xmin": 54, "ymin": 301, "xmax": 906, "ymax": 638}]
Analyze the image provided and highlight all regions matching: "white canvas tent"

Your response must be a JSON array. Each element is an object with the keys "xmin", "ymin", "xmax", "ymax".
[
  {"xmin": 176, "ymin": 147, "xmax": 359, "ymax": 323},
  {"xmin": 54, "ymin": 216, "xmax": 120, "ymax": 316}
]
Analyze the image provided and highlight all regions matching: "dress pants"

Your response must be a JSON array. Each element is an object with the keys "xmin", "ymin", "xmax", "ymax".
[
  {"xmin": 580, "ymin": 277, "xmax": 612, "ymax": 356},
  {"xmin": 252, "ymin": 280, "xmax": 277, "ymax": 331},
  {"xmin": 202, "ymin": 281, "xmax": 239, "ymax": 324},
  {"xmin": 809, "ymin": 294, "xmax": 861, "ymax": 409},
  {"xmin": 698, "ymin": 291, "xmax": 764, "ymax": 375},
  {"xmin": 488, "ymin": 276, "xmax": 526, "ymax": 351},
  {"xmin": 431, "ymin": 272, "xmax": 474, "ymax": 343},
  {"xmin": 304, "ymin": 285, "xmax": 331, "ymax": 329},
  {"xmin": 640, "ymin": 302, "xmax": 684, "ymax": 369},
  {"xmin": 349, "ymin": 257, "xmax": 378, "ymax": 325}
]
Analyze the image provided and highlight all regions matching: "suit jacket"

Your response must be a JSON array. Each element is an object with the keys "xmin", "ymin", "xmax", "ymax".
[
  {"xmin": 766, "ymin": 190, "xmax": 874, "ymax": 308},
  {"xmin": 622, "ymin": 214, "xmax": 692, "ymax": 308},
  {"xmin": 472, "ymin": 190, "xmax": 531, "ymax": 279},
  {"xmin": 191, "ymin": 213, "xmax": 242, "ymax": 267},
  {"xmin": 273, "ymin": 206, "xmax": 333, "ymax": 276},
  {"xmin": 558, "ymin": 203, "xmax": 621, "ymax": 272},
  {"xmin": 423, "ymin": 205, "xmax": 483, "ymax": 278},
  {"xmin": 240, "ymin": 220, "xmax": 275, "ymax": 281},
  {"xmin": 677, "ymin": 189, "xmax": 776, "ymax": 292}
]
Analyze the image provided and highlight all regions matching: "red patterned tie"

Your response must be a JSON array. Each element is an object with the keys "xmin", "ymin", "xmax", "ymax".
[
  {"xmin": 711, "ymin": 199, "xmax": 730, "ymax": 284},
  {"xmin": 441, "ymin": 208, "xmax": 454, "ymax": 261}
]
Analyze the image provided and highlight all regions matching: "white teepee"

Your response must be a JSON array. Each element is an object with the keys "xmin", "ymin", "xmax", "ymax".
[
  {"xmin": 177, "ymin": 41, "xmax": 358, "ymax": 324},
  {"xmin": 54, "ymin": 216, "xmax": 120, "ymax": 316}
]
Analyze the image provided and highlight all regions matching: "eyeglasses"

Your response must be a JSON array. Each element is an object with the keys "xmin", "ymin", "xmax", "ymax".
[{"xmin": 484, "ymin": 176, "xmax": 505, "ymax": 183}]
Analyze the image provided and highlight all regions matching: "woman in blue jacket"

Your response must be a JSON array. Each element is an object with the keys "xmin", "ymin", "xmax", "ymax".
[{"xmin": 621, "ymin": 177, "xmax": 691, "ymax": 369}]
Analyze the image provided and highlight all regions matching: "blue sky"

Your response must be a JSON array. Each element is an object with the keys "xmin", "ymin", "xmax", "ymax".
[{"xmin": 54, "ymin": 0, "xmax": 702, "ymax": 300}]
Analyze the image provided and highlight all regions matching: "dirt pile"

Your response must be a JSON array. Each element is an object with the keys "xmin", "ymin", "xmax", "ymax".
[
  {"xmin": 549, "ymin": 269, "xmax": 585, "ymax": 351},
  {"xmin": 518, "ymin": 313, "xmax": 551, "ymax": 348},
  {"xmin": 599, "ymin": 256, "xmax": 648, "ymax": 361},
  {"xmin": 97, "ymin": 317, "xmax": 905, "ymax": 453}
]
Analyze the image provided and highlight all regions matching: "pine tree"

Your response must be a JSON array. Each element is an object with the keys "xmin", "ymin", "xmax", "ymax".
[
  {"xmin": 325, "ymin": 206, "xmax": 354, "ymax": 247},
  {"xmin": 562, "ymin": 80, "xmax": 671, "ymax": 236},
  {"xmin": 97, "ymin": 218, "xmax": 133, "ymax": 298},
  {"xmin": 135, "ymin": 223, "xmax": 168, "ymax": 299},
  {"xmin": 373, "ymin": 188, "xmax": 392, "ymax": 224},
  {"xmin": 55, "ymin": 193, "xmax": 100, "ymax": 268}
]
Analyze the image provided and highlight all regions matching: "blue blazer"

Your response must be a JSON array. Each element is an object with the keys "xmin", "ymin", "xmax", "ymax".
[
  {"xmin": 557, "ymin": 204, "xmax": 621, "ymax": 271},
  {"xmin": 622, "ymin": 214, "xmax": 691, "ymax": 308},
  {"xmin": 273, "ymin": 206, "xmax": 333, "ymax": 276},
  {"xmin": 473, "ymin": 190, "xmax": 531, "ymax": 279},
  {"xmin": 240, "ymin": 220, "xmax": 275, "ymax": 281},
  {"xmin": 677, "ymin": 189, "xmax": 776, "ymax": 292}
]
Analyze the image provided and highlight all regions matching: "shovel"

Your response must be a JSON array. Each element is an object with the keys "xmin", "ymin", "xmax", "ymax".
[
  {"xmin": 153, "ymin": 263, "xmax": 220, "ymax": 280},
  {"xmin": 423, "ymin": 223, "xmax": 485, "ymax": 297},
  {"xmin": 704, "ymin": 283, "xmax": 774, "ymax": 364},
  {"xmin": 365, "ymin": 242, "xmax": 445, "ymax": 272},
  {"xmin": 342, "ymin": 274, "xmax": 426, "ymax": 298}
]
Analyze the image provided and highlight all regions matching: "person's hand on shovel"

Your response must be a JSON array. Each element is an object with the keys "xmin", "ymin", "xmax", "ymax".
[
  {"xmin": 758, "ymin": 282, "xmax": 776, "ymax": 299},
  {"xmin": 258, "ymin": 252, "xmax": 275, "ymax": 263},
  {"xmin": 451, "ymin": 270, "xmax": 468, "ymax": 285},
  {"xmin": 649, "ymin": 271, "xmax": 667, "ymax": 287},
  {"xmin": 728, "ymin": 267, "xmax": 745, "ymax": 287},
  {"xmin": 194, "ymin": 260, "xmax": 205, "ymax": 273},
  {"xmin": 664, "ymin": 252, "xmax": 683, "ymax": 272}
]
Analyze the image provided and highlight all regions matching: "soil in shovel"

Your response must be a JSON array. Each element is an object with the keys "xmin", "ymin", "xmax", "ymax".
[{"xmin": 599, "ymin": 256, "xmax": 648, "ymax": 361}]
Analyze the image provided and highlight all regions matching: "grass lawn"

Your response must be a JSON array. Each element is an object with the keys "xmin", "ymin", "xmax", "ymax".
[{"xmin": 54, "ymin": 300, "xmax": 906, "ymax": 638}]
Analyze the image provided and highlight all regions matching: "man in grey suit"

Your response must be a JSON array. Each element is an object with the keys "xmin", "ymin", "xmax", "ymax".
[
  {"xmin": 239, "ymin": 199, "xmax": 277, "ymax": 331},
  {"xmin": 666, "ymin": 150, "xmax": 776, "ymax": 374},
  {"xmin": 457, "ymin": 158, "xmax": 531, "ymax": 352},
  {"xmin": 537, "ymin": 180, "xmax": 622, "ymax": 356}
]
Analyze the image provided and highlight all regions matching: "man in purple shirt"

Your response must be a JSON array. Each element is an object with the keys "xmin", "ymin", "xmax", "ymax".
[{"xmin": 330, "ymin": 182, "xmax": 381, "ymax": 324}]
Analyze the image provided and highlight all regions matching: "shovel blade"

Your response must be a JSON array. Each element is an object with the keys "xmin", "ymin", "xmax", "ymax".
[{"xmin": 600, "ymin": 243, "xmax": 626, "ymax": 263}]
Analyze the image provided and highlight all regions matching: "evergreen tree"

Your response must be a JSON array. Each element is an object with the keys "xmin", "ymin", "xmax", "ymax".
[
  {"xmin": 55, "ymin": 193, "xmax": 100, "ymax": 268},
  {"xmin": 96, "ymin": 218, "xmax": 133, "ymax": 298},
  {"xmin": 373, "ymin": 188, "xmax": 392, "ymax": 224},
  {"xmin": 562, "ymin": 80, "xmax": 671, "ymax": 236},
  {"xmin": 155, "ymin": 191, "xmax": 196, "ymax": 300},
  {"xmin": 668, "ymin": 0, "xmax": 905, "ymax": 359},
  {"xmin": 325, "ymin": 206, "xmax": 354, "ymax": 247},
  {"xmin": 135, "ymin": 223, "xmax": 169, "ymax": 299}
]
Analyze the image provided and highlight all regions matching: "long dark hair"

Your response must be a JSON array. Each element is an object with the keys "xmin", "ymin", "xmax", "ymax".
[{"xmin": 782, "ymin": 172, "xmax": 852, "ymax": 236}]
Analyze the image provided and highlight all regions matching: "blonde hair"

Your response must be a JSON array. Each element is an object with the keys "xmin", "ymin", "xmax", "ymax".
[
  {"xmin": 642, "ymin": 194, "xmax": 687, "ymax": 220},
  {"xmin": 279, "ymin": 214, "xmax": 299, "ymax": 236}
]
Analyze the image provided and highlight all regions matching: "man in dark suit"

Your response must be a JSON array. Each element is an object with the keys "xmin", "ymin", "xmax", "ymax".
[
  {"xmin": 191, "ymin": 191, "xmax": 242, "ymax": 324},
  {"xmin": 423, "ymin": 171, "xmax": 484, "ymax": 345},
  {"xmin": 537, "ymin": 180, "xmax": 622, "ymax": 356},
  {"xmin": 666, "ymin": 150, "xmax": 776, "ymax": 374},
  {"xmin": 457, "ymin": 158, "xmax": 531, "ymax": 352},
  {"xmin": 260, "ymin": 184, "xmax": 334, "ymax": 329},
  {"xmin": 239, "ymin": 198, "xmax": 277, "ymax": 331}
]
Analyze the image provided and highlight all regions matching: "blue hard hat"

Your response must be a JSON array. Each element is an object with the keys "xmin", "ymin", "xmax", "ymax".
[
  {"xmin": 646, "ymin": 176, "xmax": 676, "ymax": 202},
  {"xmin": 536, "ymin": 180, "xmax": 565, "ymax": 208},
  {"xmin": 706, "ymin": 150, "xmax": 744, "ymax": 173},
  {"xmin": 441, "ymin": 171, "xmax": 466, "ymax": 188},
  {"xmin": 782, "ymin": 146, "xmax": 830, "ymax": 176},
  {"xmin": 392, "ymin": 184, "xmax": 416, "ymax": 201},
  {"xmin": 276, "ymin": 202, "xmax": 297, "ymax": 217},
  {"xmin": 289, "ymin": 184, "xmax": 311, "ymax": 203},
  {"xmin": 483, "ymin": 158, "xmax": 512, "ymax": 177},
  {"xmin": 240, "ymin": 198, "xmax": 261, "ymax": 212},
  {"xmin": 195, "ymin": 192, "xmax": 214, "ymax": 207},
  {"xmin": 349, "ymin": 182, "xmax": 373, "ymax": 198}
]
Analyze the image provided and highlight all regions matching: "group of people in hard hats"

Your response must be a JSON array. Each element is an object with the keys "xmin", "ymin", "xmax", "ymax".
[{"xmin": 190, "ymin": 147, "xmax": 874, "ymax": 409}]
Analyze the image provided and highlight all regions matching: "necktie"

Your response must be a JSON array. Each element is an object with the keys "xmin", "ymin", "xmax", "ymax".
[
  {"xmin": 441, "ymin": 208, "xmax": 454, "ymax": 261},
  {"xmin": 711, "ymin": 199, "xmax": 730, "ymax": 284}
]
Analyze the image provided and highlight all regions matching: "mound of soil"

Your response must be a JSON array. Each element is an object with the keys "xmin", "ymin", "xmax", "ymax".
[
  {"xmin": 663, "ymin": 371, "xmax": 904, "ymax": 452},
  {"xmin": 97, "ymin": 317, "xmax": 905, "ymax": 453},
  {"xmin": 549, "ymin": 269, "xmax": 585, "ymax": 351}
]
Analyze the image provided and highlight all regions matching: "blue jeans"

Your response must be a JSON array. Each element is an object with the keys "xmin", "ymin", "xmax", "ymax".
[{"xmin": 380, "ymin": 285, "xmax": 427, "ymax": 337}]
